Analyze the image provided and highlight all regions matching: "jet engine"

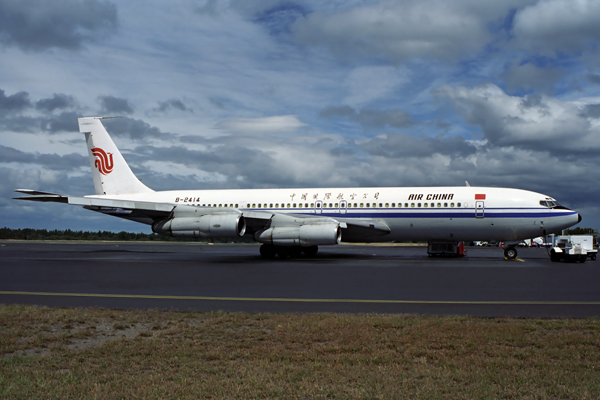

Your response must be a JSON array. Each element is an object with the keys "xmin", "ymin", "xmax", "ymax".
[
  {"xmin": 254, "ymin": 223, "xmax": 341, "ymax": 247},
  {"xmin": 153, "ymin": 213, "xmax": 246, "ymax": 238}
]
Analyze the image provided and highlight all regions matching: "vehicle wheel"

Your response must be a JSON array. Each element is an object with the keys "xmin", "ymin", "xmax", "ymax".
[
  {"xmin": 260, "ymin": 244, "xmax": 277, "ymax": 259},
  {"xmin": 591, "ymin": 254, "xmax": 597, "ymax": 261},
  {"xmin": 303, "ymin": 246, "xmax": 319, "ymax": 257},
  {"xmin": 550, "ymin": 250, "xmax": 560, "ymax": 262},
  {"xmin": 579, "ymin": 255, "xmax": 587, "ymax": 263},
  {"xmin": 504, "ymin": 247, "xmax": 517, "ymax": 260}
]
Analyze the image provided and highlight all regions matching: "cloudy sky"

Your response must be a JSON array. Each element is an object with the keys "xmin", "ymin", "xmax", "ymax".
[{"xmin": 2, "ymin": 0, "xmax": 600, "ymax": 233}]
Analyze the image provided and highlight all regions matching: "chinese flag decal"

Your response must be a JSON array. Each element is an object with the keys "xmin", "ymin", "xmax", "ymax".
[{"xmin": 475, "ymin": 194, "xmax": 486, "ymax": 200}]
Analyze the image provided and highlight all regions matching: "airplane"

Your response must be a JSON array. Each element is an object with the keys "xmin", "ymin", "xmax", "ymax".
[{"xmin": 14, "ymin": 117, "xmax": 581, "ymax": 260}]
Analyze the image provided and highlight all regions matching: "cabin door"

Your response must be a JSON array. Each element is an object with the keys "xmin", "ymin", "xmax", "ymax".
[
  {"xmin": 315, "ymin": 200, "xmax": 323, "ymax": 214},
  {"xmin": 475, "ymin": 201, "xmax": 485, "ymax": 218},
  {"xmin": 339, "ymin": 200, "xmax": 348, "ymax": 214}
]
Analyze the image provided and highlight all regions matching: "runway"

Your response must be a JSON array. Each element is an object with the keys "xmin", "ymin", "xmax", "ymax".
[{"xmin": 1, "ymin": 241, "xmax": 599, "ymax": 317}]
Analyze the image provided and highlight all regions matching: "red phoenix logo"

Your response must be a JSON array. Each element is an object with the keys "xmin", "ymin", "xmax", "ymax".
[{"xmin": 91, "ymin": 147, "xmax": 114, "ymax": 175}]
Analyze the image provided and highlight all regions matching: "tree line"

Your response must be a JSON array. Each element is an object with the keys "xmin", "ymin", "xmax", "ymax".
[
  {"xmin": 0, "ymin": 227, "xmax": 254, "ymax": 243},
  {"xmin": 562, "ymin": 227, "xmax": 598, "ymax": 235},
  {"xmin": 1, "ymin": 226, "xmax": 596, "ymax": 242}
]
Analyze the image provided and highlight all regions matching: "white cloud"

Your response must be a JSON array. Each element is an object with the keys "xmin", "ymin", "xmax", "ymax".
[
  {"xmin": 217, "ymin": 115, "xmax": 307, "ymax": 134},
  {"xmin": 435, "ymin": 83, "xmax": 600, "ymax": 153},
  {"xmin": 512, "ymin": 0, "xmax": 600, "ymax": 55},
  {"xmin": 343, "ymin": 66, "xmax": 410, "ymax": 107},
  {"xmin": 291, "ymin": 0, "xmax": 514, "ymax": 62}
]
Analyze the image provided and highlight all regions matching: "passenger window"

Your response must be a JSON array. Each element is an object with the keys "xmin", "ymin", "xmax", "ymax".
[
  {"xmin": 360, "ymin": 203, "xmax": 364, "ymax": 207},
  {"xmin": 379, "ymin": 203, "xmax": 383, "ymax": 208},
  {"xmin": 391, "ymin": 203, "xmax": 395, "ymax": 207},
  {"xmin": 287, "ymin": 204, "xmax": 290, "ymax": 208},
  {"xmin": 451, "ymin": 203, "xmax": 454, "ymax": 207},
  {"xmin": 437, "ymin": 203, "xmax": 441, "ymax": 207},
  {"xmin": 299, "ymin": 204, "xmax": 302, "ymax": 208},
  {"xmin": 444, "ymin": 203, "xmax": 448, "ymax": 207},
  {"xmin": 293, "ymin": 203, "xmax": 297, "ymax": 208},
  {"xmin": 366, "ymin": 203, "xmax": 370, "ymax": 208},
  {"xmin": 373, "ymin": 203, "xmax": 376, "ymax": 208},
  {"xmin": 269, "ymin": 204, "xmax": 273, "ymax": 208},
  {"xmin": 335, "ymin": 203, "xmax": 339, "ymax": 208},
  {"xmin": 405, "ymin": 203, "xmax": 409, "ymax": 208},
  {"xmin": 354, "ymin": 203, "xmax": 357, "ymax": 207},
  {"xmin": 258, "ymin": 204, "xmax": 261, "ymax": 208},
  {"xmin": 431, "ymin": 203, "xmax": 434, "ymax": 207},
  {"xmin": 457, "ymin": 202, "xmax": 462, "ymax": 207},
  {"xmin": 411, "ymin": 203, "xmax": 415, "ymax": 208},
  {"xmin": 252, "ymin": 204, "xmax": 256, "ymax": 208},
  {"xmin": 424, "ymin": 203, "xmax": 428, "ymax": 207},
  {"xmin": 235, "ymin": 204, "xmax": 238, "ymax": 208},
  {"xmin": 418, "ymin": 203, "xmax": 421, "ymax": 207}
]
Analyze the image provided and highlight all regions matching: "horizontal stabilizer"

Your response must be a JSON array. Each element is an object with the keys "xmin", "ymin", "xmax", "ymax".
[
  {"xmin": 14, "ymin": 189, "xmax": 63, "ymax": 196},
  {"xmin": 13, "ymin": 189, "xmax": 69, "ymax": 203}
]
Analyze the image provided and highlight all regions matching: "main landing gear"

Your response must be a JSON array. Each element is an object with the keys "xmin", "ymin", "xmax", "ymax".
[
  {"xmin": 259, "ymin": 244, "xmax": 318, "ymax": 259},
  {"xmin": 504, "ymin": 246, "xmax": 518, "ymax": 260}
]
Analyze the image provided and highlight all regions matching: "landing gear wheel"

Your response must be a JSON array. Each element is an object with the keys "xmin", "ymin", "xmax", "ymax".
[
  {"xmin": 259, "ymin": 244, "xmax": 277, "ymax": 259},
  {"xmin": 288, "ymin": 247, "xmax": 302, "ymax": 258},
  {"xmin": 504, "ymin": 247, "xmax": 518, "ymax": 260},
  {"xmin": 276, "ymin": 247, "xmax": 290, "ymax": 259},
  {"xmin": 303, "ymin": 246, "xmax": 319, "ymax": 258}
]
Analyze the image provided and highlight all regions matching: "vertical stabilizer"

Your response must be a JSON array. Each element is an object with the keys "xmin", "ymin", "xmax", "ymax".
[{"xmin": 78, "ymin": 117, "xmax": 153, "ymax": 195}]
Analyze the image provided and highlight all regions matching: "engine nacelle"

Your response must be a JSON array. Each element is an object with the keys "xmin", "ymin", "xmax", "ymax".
[
  {"xmin": 254, "ymin": 223, "xmax": 341, "ymax": 247},
  {"xmin": 153, "ymin": 213, "xmax": 246, "ymax": 238}
]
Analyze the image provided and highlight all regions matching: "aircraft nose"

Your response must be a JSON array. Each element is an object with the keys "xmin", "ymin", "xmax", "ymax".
[{"xmin": 578, "ymin": 213, "xmax": 582, "ymax": 223}]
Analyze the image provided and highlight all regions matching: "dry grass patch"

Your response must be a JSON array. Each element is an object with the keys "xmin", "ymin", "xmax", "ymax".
[{"xmin": 1, "ymin": 305, "xmax": 599, "ymax": 399}]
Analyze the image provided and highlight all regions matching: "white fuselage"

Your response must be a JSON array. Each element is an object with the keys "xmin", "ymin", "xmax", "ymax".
[{"xmin": 85, "ymin": 186, "xmax": 580, "ymax": 242}]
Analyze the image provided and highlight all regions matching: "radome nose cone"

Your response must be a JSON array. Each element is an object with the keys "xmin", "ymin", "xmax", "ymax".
[{"xmin": 578, "ymin": 213, "xmax": 582, "ymax": 223}]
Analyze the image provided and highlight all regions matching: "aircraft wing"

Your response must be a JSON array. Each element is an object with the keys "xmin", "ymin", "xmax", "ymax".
[
  {"xmin": 14, "ymin": 189, "xmax": 391, "ymax": 241},
  {"xmin": 13, "ymin": 189, "xmax": 276, "ymax": 230}
]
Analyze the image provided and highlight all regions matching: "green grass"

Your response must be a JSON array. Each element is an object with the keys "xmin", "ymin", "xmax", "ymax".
[{"xmin": 1, "ymin": 304, "xmax": 599, "ymax": 399}]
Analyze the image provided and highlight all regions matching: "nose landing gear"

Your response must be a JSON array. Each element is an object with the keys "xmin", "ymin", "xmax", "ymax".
[{"xmin": 504, "ymin": 246, "xmax": 518, "ymax": 260}]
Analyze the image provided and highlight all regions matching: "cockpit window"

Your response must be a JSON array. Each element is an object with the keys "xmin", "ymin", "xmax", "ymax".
[{"xmin": 540, "ymin": 199, "xmax": 563, "ymax": 208}]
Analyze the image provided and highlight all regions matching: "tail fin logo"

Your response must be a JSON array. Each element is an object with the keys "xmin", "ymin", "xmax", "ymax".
[{"xmin": 91, "ymin": 147, "xmax": 114, "ymax": 175}]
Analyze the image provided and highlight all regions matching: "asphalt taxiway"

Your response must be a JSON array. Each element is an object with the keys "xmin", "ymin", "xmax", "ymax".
[{"xmin": 1, "ymin": 241, "xmax": 599, "ymax": 317}]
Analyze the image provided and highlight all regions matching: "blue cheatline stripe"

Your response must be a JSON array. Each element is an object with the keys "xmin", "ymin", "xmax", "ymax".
[
  {"xmin": 1, "ymin": 291, "xmax": 599, "ymax": 305},
  {"xmin": 243, "ymin": 207, "xmax": 576, "ymax": 219},
  {"xmin": 263, "ymin": 210, "xmax": 577, "ymax": 219}
]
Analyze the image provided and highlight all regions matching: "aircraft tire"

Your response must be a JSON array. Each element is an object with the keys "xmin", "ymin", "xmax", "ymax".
[
  {"xmin": 260, "ymin": 244, "xmax": 277, "ymax": 259},
  {"xmin": 303, "ymin": 246, "xmax": 318, "ymax": 258},
  {"xmin": 276, "ymin": 247, "xmax": 290, "ymax": 259},
  {"xmin": 504, "ymin": 247, "xmax": 518, "ymax": 260}
]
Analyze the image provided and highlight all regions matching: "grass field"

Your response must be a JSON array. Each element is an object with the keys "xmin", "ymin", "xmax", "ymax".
[{"xmin": 1, "ymin": 304, "xmax": 599, "ymax": 399}]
